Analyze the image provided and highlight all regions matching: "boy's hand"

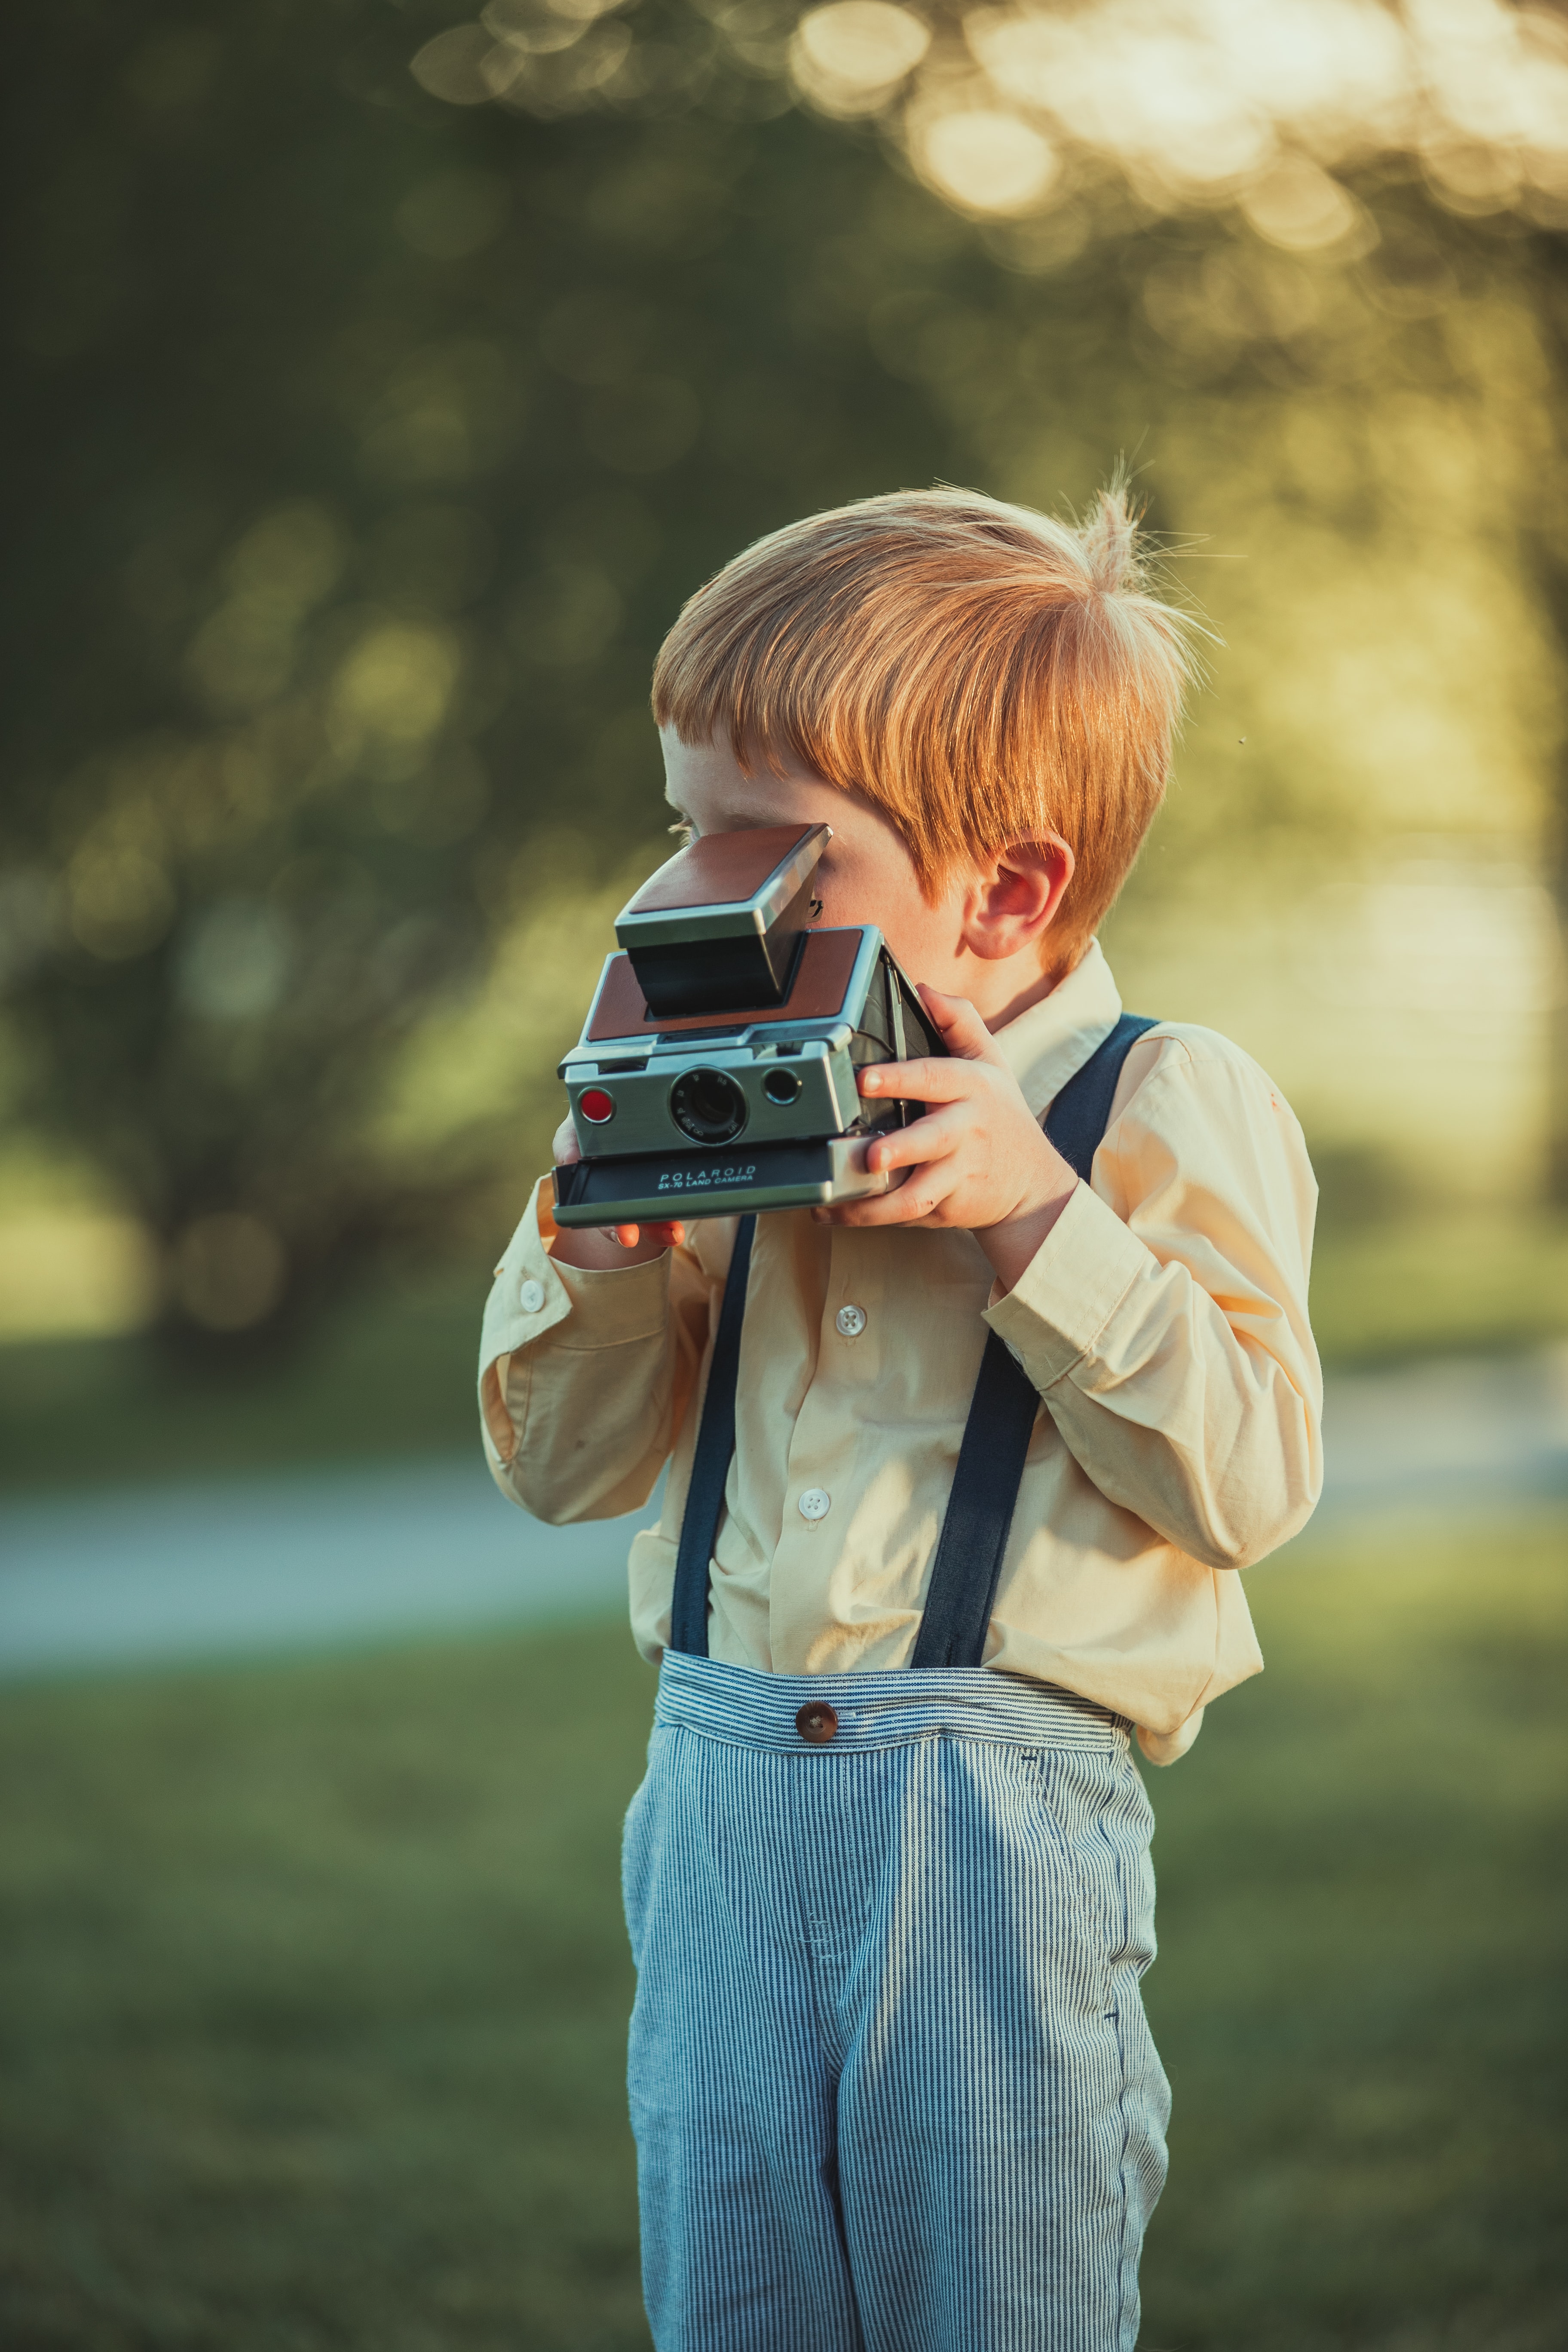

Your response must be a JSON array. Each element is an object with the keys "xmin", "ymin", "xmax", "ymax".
[
  {"xmin": 548, "ymin": 1115, "xmax": 686, "ymax": 1268},
  {"xmin": 812, "ymin": 986, "xmax": 1078, "ymax": 1292}
]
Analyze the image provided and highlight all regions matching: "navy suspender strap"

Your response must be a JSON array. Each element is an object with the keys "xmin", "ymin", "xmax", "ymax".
[
  {"xmin": 669, "ymin": 1210, "xmax": 756, "ymax": 1658},
  {"xmin": 1036, "ymin": 1012, "xmax": 1161, "ymax": 1188},
  {"xmin": 909, "ymin": 1011, "xmax": 1158, "ymax": 1669},
  {"xmin": 666, "ymin": 1012, "xmax": 1160, "ymax": 1664}
]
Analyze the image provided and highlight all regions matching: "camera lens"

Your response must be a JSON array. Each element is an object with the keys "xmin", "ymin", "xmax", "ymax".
[
  {"xmin": 763, "ymin": 1067, "xmax": 802, "ymax": 1106},
  {"xmin": 669, "ymin": 1066, "xmax": 748, "ymax": 1145}
]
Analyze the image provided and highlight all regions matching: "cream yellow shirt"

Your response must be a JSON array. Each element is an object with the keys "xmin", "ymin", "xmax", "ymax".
[{"xmin": 478, "ymin": 941, "xmax": 1322, "ymax": 1764}]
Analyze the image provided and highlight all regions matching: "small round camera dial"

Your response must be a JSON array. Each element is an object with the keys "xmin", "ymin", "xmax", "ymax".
[
  {"xmin": 669, "ymin": 1066, "xmax": 748, "ymax": 1145},
  {"xmin": 762, "ymin": 1067, "xmax": 802, "ymax": 1106},
  {"xmin": 579, "ymin": 1087, "xmax": 616, "ymax": 1123}
]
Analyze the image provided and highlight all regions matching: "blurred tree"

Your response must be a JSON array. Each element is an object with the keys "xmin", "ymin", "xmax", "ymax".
[
  {"xmin": 2, "ymin": 0, "xmax": 1564, "ymax": 1353},
  {"xmin": 1519, "ymin": 232, "xmax": 1568, "ymax": 1186},
  {"xmin": 0, "ymin": 0, "xmax": 1165, "ymax": 1351},
  {"xmin": 0, "ymin": 0, "xmax": 976, "ymax": 1349}
]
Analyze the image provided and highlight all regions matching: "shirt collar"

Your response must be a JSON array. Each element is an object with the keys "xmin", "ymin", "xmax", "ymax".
[{"xmin": 992, "ymin": 938, "xmax": 1123, "ymax": 1120}]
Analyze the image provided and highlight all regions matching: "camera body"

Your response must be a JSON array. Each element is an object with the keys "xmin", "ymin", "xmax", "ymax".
[{"xmin": 552, "ymin": 823, "xmax": 944, "ymax": 1228}]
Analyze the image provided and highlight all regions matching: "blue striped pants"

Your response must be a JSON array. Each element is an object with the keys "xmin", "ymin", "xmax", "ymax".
[{"xmin": 622, "ymin": 1652, "xmax": 1169, "ymax": 2351}]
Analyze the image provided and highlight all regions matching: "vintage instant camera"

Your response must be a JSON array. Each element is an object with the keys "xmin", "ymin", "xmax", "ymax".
[{"xmin": 552, "ymin": 823, "xmax": 945, "ymax": 1227}]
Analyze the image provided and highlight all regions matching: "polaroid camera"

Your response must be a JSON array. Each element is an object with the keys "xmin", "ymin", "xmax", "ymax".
[{"xmin": 551, "ymin": 823, "xmax": 944, "ymax": 1228}]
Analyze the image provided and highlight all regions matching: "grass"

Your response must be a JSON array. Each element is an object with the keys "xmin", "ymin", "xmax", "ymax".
[
  {"xmin": 0, "ymin": 1269, "xmax": 492, "ymax": 1497},
  {"xmin": 5, "ymin": 1207, "xmax": 1568, "ymax": 1499},
  {"xmin": 1140, "ymin": 1521, "xmax": 1568, "ymax": 2348},
  {"xmin": 1307, "ymin": 1208, "xmax": 1568, "ymax": 1371},
  {"xmin": 1, "ymin": 1521, "xmax": 1565, "ymax": 2349},
  {"xmin": 0, "ymin": 1622, "xmax": 655, "ymax": 2352}
]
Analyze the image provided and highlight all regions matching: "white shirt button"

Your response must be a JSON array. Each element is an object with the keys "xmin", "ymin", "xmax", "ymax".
[
  {"xmin": 835, "ymin": 1304, "xmax": 867, "ymax": 1338},
  {"xmin": 518, "ymin": 1278, "xmax": 545, "ymax": 1314},
  {"xmin": 797, "ymin": 1487, "xmax": 831, "ymax": 1522}
]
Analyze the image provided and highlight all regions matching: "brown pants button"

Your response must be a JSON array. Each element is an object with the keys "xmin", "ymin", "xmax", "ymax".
[{"xmin": 795, "ymin": 1700, "xmax": 838, "ymax": 1745}]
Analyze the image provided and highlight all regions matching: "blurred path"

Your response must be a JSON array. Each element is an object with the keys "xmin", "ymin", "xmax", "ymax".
[
  {"xmin": 3, "ymin": 1347, "xmax": 1566, "ymax": 1681},
  {"xmin": 1312, "ymin": 1344, "xmax": 1568, "ymax": 1522},
  {"xmin": 0, "ymin": 1461, "xmax": 649, "ymax": 1680}
]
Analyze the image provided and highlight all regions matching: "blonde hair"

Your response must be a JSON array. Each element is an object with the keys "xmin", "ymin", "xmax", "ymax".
[{"xmin": 651, "ymin": 484, "xmax": 1199, "ymax": 970}]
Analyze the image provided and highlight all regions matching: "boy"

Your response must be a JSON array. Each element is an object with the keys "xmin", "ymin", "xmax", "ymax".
[{"xmin": 479, "ymin": 488, "xmax": 1321, "ymax": 2350}]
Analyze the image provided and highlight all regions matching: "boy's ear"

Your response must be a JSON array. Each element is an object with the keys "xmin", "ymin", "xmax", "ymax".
[{"xmin": 963, "ymin": 836, "xmax": 1075, "ymax": 961}]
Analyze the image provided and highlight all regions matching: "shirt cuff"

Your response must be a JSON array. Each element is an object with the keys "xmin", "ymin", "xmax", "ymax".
[
  {"xmin": 983, "ymin": 1178, "xmax": 1152, "ymax": 1389},
  {"xmin": 551, "ymin": 1250, "xmax": 672, "ymax": 1341},
  {"xmin": 481, "ymin": 1174, "xmax": 672, "ymax": 1370}
]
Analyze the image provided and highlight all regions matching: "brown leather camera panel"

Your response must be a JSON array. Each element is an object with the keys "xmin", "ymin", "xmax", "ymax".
[
  {"xmin": 585, "ymin": 928, "xmax": 865, "ymax": 1042},
  {"xmin": 622, "ymin": 825, "xmax": 817, "ymax": 914}
]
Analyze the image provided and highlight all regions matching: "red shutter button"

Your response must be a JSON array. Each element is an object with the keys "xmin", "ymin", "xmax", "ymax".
[{"xmin": 579, "ymin": 1088, "xmax": 616, "ymax": 1123}]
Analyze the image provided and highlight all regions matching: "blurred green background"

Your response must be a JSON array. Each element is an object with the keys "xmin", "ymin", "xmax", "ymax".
[{"xmin": 2, "ymin": 0, "xmax": 1566, "ymax": 2343}]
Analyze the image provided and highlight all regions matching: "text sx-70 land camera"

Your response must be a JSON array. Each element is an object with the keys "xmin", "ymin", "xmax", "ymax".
[{"xmin": 551, "ymin": 824, "xmax": 946, "ymax": 1228}]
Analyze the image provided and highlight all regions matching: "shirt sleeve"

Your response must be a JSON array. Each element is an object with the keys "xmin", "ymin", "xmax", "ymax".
[
  {"xmin": 985, "ymin": 1032, "xmax": 1323, "ymax": 1573},
  {"xmin": 478, "ymin": 1176, "xmax": 717, "ymax": 1524}
]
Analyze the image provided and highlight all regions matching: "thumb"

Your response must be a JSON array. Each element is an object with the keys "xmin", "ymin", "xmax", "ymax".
[{"xmin": 917, "ymin": 984, "xmax": 1003, "ymax": 1065}]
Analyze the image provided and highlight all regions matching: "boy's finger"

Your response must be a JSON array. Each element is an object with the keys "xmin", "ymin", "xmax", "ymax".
[
  {"xmin": 916, "ymin": 985, "xmax": 1002, "ymax": 1063},
  {"xmin": 815, "ymin": 1167, "xmax": 951, "ymax": 1228},
  {"xmin": 865, "ymin": 1106, "xmax": 965, "ymax": 1174},
  {"xmin": 859, "ymin": 1057, "xmax": 980, "ymax": 1104}
]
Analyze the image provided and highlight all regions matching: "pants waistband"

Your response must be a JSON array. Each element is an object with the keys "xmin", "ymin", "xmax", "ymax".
[{"xmin": 653, "ymin": 1650, "xmax": 1127, "ymax": 1756}]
